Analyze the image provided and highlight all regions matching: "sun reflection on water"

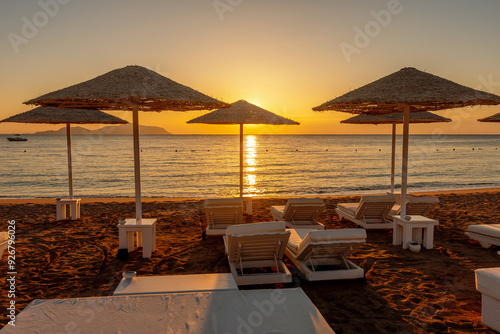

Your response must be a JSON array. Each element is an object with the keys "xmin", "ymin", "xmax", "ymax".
[{"xmin": 243, "ymin": 135, "xmax": 263, "ymax": 196}]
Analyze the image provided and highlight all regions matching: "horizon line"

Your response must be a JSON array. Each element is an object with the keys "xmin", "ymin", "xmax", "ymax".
[{"xmin": 2, "ymin": 133, "xmax": 499, "ymax": 136}]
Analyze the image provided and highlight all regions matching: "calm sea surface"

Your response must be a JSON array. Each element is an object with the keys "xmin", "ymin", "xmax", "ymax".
[{"xmin": 1, "ymin": 134, "xmax": 499, "ymax": 199}]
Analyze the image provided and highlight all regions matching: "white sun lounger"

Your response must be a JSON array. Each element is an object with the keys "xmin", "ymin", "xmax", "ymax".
[
  {"xmin": 285, "ymin": 228, "xmax": 366, "ymax": 281},
  {"xmin": 224, "ymin": 221, "xmax": 292, "ymax": 286},
  {"xmin": 204, "ymin": 198, "xmax": 243, "ymax": 236},
  {"xmin": 389, "ymin": 196, "xmax": 440, "ymax": 217},
  {"xmin": 336, "ymin": 194, "xmax": 396, "ymax": 229},
  {"xmin": 0, "ymin": 288, "xmax": 335, "ymax": 333},
  {"xmin": 475, "ymin": 267, "xmax": 500, "ymax": 332},
  {"xmin": 466, "ymin": 224, "xmax": 500, "ymax": 248},
  {"xmin": 271, "ymin": 198, "xmax": 325, "ymax": 229},
  {"xmin": 0, "ymin": 232, "xmax": 8, "ymax": 258}
]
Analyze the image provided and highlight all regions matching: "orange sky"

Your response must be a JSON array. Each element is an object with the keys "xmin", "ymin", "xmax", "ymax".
[{"xmin": 1, "ymin": 1, "xmax": 499, "ymax": 135}]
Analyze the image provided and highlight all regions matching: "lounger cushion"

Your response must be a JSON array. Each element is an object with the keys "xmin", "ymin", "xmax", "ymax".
[
  {"xmin": 273, "ymin": 198, "xmax": 323, "ymax": 214},
  {"xmin": 226, "ymin": 221, "xmax": 285, "ymax": 236},
  {"xmin": 338, "ymin": 195, "xmax": 396, "ymax": 214},
  {"xmin": 336, "ymin": 203, "xmax": 358, "ymax": 216},
  {"xmin": 408, "ymin": 197, "xmax": 439, "ymax": 204},
  {"xmin": 299, "ymin": 229, "xmax": 366, "ymax": 255},
  {"xmin": 390, "ymin": 197, "xmax": 439, "ymax": 215},
  {"xmin": 271, "ymin": 205, "xmax": 286, "ymax": 217},
  {"xmin": 360, "ymin": 194, "xmax": 396, "ymax": 203},
  {"xmin": 283, "ymin": 198, "xmax": 323, "ymax": 212},
  {"xmin": 468, "ymin": 224, "xmax": 500, "ymax": 239},
  {"xmin": 205, "ymin": 198, "xmax": 243, "ymax": 207},
  {"xmin": 287, "ymin": 228, "xmax": 367, "ymax": 255},
  {"xmin": 389, "ymin": 204, "xmax": 401, "ymax": 215},
  {"xmin": 476, "ymin": 267, "xmax": 500, "ymax": 301},
  {"xmin": 305, "ymin": 229, "xmax": 367, "ymax": 243},
  {"xmin": 287, "ymin": 229, "xmax": 316, "ymax": 254}
]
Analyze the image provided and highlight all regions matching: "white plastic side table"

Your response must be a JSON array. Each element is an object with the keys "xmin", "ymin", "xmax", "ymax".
[
  {"xmin": 118, "ymin": 218, "xmax": 157, "ymax": 258},
  {"xmin": 56, "ymin": 198, "xmax": 81, "ymax": 221},
  {"xmin": 392, "ymin": 215, "xmax": 439, "ymax": 249}
]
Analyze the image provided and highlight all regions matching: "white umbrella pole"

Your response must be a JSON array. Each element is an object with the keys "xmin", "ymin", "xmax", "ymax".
[
  {"xmin": 390, "ymin": 123, "xmax": 396, "ymax": 193},
  {"xmin": 132, "ymin": 107, "xmax": 142, "ymax": 223},
  {"xmin": 239, "ymin": 123, "xmax": 244, "ymax": 198},
  {"xmin": 66, "ymin": 122, "xmax": 73, "ymax": 199},
  {"xmin": 400, "ymin": 105, "xmax": 410, "ymax": 218}
]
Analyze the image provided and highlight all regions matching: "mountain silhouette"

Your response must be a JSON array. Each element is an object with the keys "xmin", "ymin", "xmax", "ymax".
[{"xmin": 33, "ymin": 123, "xmax": 172, "ymax": 135}]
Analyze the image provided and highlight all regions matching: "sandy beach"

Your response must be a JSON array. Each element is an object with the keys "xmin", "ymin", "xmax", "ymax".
[{"xmin": 1, "ymin": 189, "xmax": 499, "ymax": 333}]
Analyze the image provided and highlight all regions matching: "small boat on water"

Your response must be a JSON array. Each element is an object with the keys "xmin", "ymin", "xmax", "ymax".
[{"xmin": 7, "ymin": 134, "xmax": 27, "ymax": 142}]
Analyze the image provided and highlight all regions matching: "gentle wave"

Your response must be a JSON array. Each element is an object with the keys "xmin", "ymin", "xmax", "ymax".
[{"xmin": 0, "ymin": 134, "xmax": 499, "ymax": 198}]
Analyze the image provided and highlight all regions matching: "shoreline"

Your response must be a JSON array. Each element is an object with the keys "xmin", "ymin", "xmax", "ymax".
[
  {"xmin": 1, "ymin": 187, "xmax": 500, "ymax": 205},
  {"xmin": 5, "ymin": 133, "xmax": 500, "ymax": 136}
]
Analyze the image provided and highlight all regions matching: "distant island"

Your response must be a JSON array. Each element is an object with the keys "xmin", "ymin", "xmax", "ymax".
[{"xmin": 32, "ymin": 123, "xmax": 172, "ymax": 135}]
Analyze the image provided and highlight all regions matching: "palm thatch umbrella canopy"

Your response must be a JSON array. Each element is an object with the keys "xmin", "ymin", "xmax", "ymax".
[
  {"xmin": 2, "ymin": 106, "xmax": 127, "ymax": 123},
  {"xmin": 314, "ymin": 67, "xmax": 500, "ymax": 217},
  {"xmin": 341, "ymin": 111, "xmax": 451, "ymax": 193},
  {"xmin": 24, "ymin": 65, "xmax": 230, "ymax": 222},
  {"xmin": 313, "ymin": 67, "xmax": 500, "ymax": 114},
  {"xmin": 478, "ymin": 112, "xmax": 500, "ymax": 122},
  {"xmin": 1, "ymin": 107, "xmax": 127, "ymax": 200},
  {"xmin": 188, "ymin": 100, "xmax": 299, "ymax": 198},
  {"xmin": 188, "ymin": 99, "xmax": 300, "ymax": 125},
  {"xmin": 25, "ymin": 65, "xmax": 227, "ymax": 111},
  {"xmin": 340, "ymin": 111, "xmax": 452, "ymax": 125}
]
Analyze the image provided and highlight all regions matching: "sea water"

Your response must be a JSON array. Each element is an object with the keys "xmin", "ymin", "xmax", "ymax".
[{"xmin": 0, "ymin": 134, "xmax": 499, "ymax": 198}]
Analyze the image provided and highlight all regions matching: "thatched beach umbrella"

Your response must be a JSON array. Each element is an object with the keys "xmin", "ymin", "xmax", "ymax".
[
  {"xmin": 314, "ymin": 67, "xmax": 500, "ymax": 217},
  {"xmin": 1, "ymin": 107, "xmax": 127, "ymax": 199},
  {"xmin": 478, "ymin": 112, "xmax": 500, "ymax": 122},
  {"xmin": 187, "ymin": 100, "xmax": 299, "ymax": 198},
  {"xmin": 24, "ymin": 65, "xmax": 230, "ymax": 222},
  {"xmin": 341, "ymin": 111, "xmax": 451, "ymax": 193}
]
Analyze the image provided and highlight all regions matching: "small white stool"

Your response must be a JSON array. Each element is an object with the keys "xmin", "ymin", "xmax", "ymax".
[
  {"xmin": 118, "ymin": 218, "xmax": 157, "ymax": 258},
  {"xmin": 475, "ymin": 267, "xmax": 500, "ymax": 332},
  {"xmin": 56, "ymin": 198, "xmax": 81, "ymax": 221},
  {"xmin": 392, "ymin": 215, "xmax": 439, "ymax": 249}
]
